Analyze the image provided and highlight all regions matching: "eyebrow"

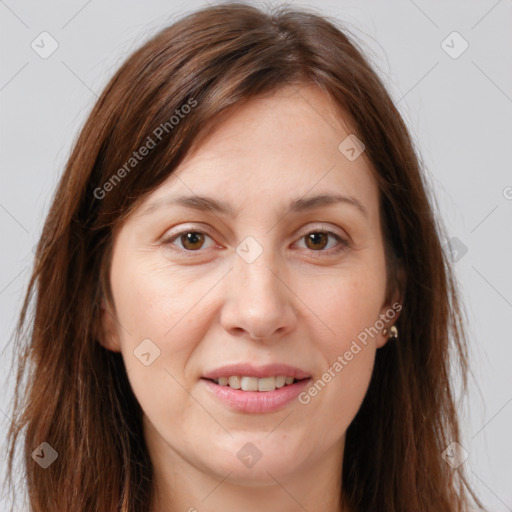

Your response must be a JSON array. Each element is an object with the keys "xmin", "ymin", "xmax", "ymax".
[{"xmin": 140, "ymin": 192, "xmax": 368, "ymax": 219}]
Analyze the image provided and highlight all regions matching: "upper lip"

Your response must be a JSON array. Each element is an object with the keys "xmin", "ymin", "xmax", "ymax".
[{"xmin": 202, "ymin": 363, "xmax": 311, "ymax": 380}]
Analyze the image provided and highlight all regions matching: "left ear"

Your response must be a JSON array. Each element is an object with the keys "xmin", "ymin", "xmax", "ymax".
[{"xmin": 376, "ymin": 265, "xmax": 405, "ymax": 349}]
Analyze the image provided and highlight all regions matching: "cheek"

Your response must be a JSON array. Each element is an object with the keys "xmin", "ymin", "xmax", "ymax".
[
  {"xmin": 294, "ymin": 298, "xmax": 378, "ymax": 461},
  {"xmin": 293, "ymin": 256, "xmax": 385, "ymax": 426},
  {"xmin": 112, "ymin": 262, "xmax": 209, "ymax": 425},
  {"xmin": 299, "ymin": 257, "xmax": 387, "ymax": 353},
  {"xmin": 110, "ymin": 255, "xmax": 227, "ymax": 425},
  {"xmin": 310, "ymin": 346, "xmax": 376, "ymax": 445},
  {"xmin": 111, "ymin": 254, "xmax": 215, "ymax": 354}
]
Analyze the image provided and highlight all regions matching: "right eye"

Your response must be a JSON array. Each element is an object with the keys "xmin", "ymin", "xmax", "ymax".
[{"xmin": 161, "ymin": 229, "xmax": 217, "ymax": 255}]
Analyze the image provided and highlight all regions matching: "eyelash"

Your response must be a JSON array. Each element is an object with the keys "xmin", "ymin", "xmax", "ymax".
[{"xmin": 161, "ymin": 227, "xmax": 350, "ymax": 258}]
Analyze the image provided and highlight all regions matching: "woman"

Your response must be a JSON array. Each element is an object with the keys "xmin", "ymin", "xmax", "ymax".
[{"xmin": 4, "ymin": 2, "xmax": 485, "ymax": 511}]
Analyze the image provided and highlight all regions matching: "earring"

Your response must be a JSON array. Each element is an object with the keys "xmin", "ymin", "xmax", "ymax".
[{"xmin": 382, "ymin": 325, "xmax": 398, "ymax": 339}]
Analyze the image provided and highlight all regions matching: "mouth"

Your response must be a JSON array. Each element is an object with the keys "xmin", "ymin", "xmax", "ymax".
[
  {"xmin": 201, "ymin": 376, "xmax": 312, "ymax": 413},
  {"xmin": 200, "ymin": 363, "xmax": 312, "ymax": 413},
  {"xmin": 206, "ymin": 375, "xmax": 308, "ymax": 392},
  {"xmin": 203, "ymin": 375, "xmax": 307, "ymax": 392},
  {"xmin": 202, "ymin": 363, "xmax": 311, "ymax": 390}
]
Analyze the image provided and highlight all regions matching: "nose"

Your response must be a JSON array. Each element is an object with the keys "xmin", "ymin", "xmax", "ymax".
[{"xmin": 220, "ymin": 250, "xmax": 297, "ymax": 343}]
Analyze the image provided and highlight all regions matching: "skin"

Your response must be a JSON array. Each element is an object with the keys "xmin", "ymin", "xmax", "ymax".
[{"xmin": 100, "ymin": 84, "xmax": 402, "ymax": 512}]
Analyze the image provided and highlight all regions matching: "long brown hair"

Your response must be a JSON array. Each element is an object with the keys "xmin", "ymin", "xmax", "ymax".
[{"xmin": 3, "ymin": 2, "xmax": 485, "ymax": 511}]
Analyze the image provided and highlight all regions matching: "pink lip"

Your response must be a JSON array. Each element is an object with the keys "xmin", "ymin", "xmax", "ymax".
[
  {"xmin": 202, "ymin": 378, "xmax": 311, "ymax": 413},
  {"xmin": 202, "ymin": 363, "xmax": 311, "ymax": 380}
]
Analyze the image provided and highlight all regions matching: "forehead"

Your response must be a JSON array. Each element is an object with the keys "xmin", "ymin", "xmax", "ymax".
[{"xmin": 134, "ymin": 84, "xmax": 379, "ymax": 222}]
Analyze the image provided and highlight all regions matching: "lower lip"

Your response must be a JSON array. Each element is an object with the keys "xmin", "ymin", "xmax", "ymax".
[{"xmin": 201, "ymin": 378, "xmax": 311, "ymax": 414}]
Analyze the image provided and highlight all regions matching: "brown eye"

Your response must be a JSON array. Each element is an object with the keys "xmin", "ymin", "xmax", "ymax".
[
  {"xmin": 295, "ymin": 229, "xmax": 350, "ymax": 255},
  {"xmin": 162, "ymin": 230, "xmax": 215, "ymax": 254},
  {"xmin": 304, "ymin": 232, "xmax": 330, "ymax": 251},
  {"xmin": 179, "ymin": 232, "xmax": 206, "ymax": 251}
]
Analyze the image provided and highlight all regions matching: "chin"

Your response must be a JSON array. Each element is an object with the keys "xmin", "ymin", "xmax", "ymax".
[{"xmin": 200, "ymin": 435, "xmax": 307, "ymax": 484}]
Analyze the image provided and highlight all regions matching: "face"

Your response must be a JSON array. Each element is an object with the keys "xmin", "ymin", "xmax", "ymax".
[{"xmin": 100, "ymin": 85, "xmax": 401, "ymax": 490}]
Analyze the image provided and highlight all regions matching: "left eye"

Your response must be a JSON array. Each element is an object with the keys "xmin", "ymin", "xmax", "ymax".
[
  {"xmin": 295, "ymin": 231, "xmax": 348, "ymax": 252},
  {"xmin": 162, "ymin": 229, "xmax": 348, "ymax": 255}
]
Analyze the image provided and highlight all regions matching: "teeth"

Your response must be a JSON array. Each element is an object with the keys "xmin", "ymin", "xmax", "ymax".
[
  {"xmin": 275, "ymin": 376, "xmax": 286, "ymax": 388},
  {"xmin": 228, "ymin": 376, "xmax": 241, "ymax": 389},
  {"xmin": 213, "ymin": 375, "xmax": 300, "ymax": 391},
  {"xmin": 257, "ymin": 377, "xmax": 275, "ymax": 392},
  {"xmin": 241, "ymin": 376, "xmax": 259, "ymax": 391}
]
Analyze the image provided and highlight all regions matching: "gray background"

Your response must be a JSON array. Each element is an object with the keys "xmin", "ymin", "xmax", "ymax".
[{"xmin": 1, "ymin": 0, "xmax": 511, "ymax": 510}]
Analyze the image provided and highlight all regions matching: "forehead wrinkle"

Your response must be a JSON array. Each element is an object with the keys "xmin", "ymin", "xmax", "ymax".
[{"xmin": 139, "ymin": 192, "xmax": 368, "ymax": 220}]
